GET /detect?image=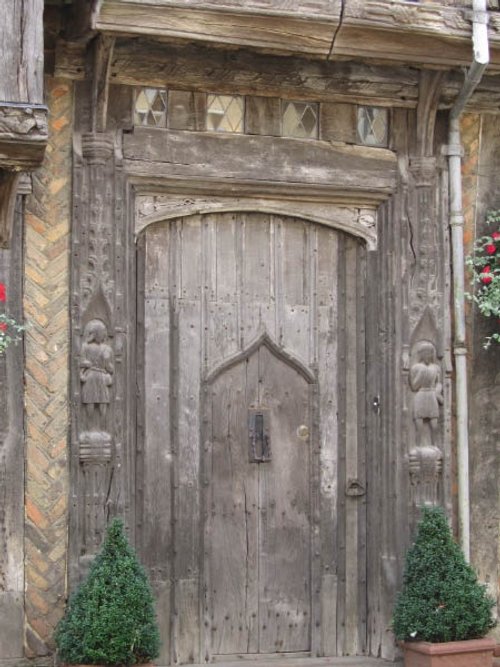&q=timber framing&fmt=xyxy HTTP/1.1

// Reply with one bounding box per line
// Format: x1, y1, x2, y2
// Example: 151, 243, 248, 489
91, 0, 500, 69
54, 38, 500, 114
